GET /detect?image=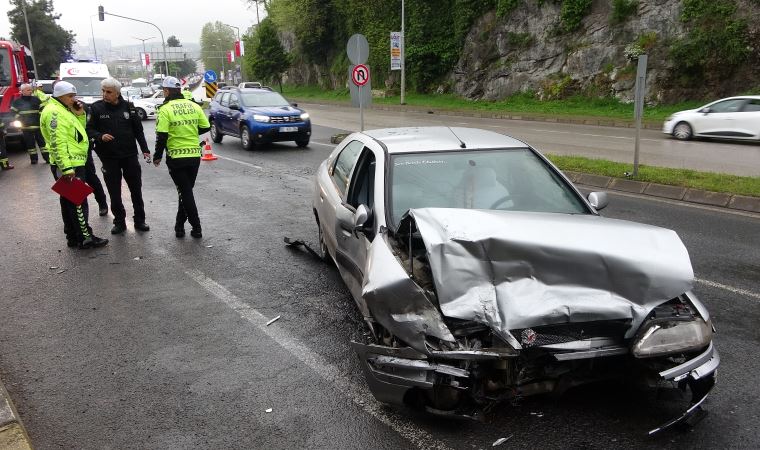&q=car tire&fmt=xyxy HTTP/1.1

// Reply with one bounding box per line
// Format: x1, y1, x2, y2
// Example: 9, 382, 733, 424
241, 125, 256, 151
673, 122, 693, 141
136, 108, 146, 121
315, 215, 331, 264
210, 122, 223, 143
296, 139, 310, 148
